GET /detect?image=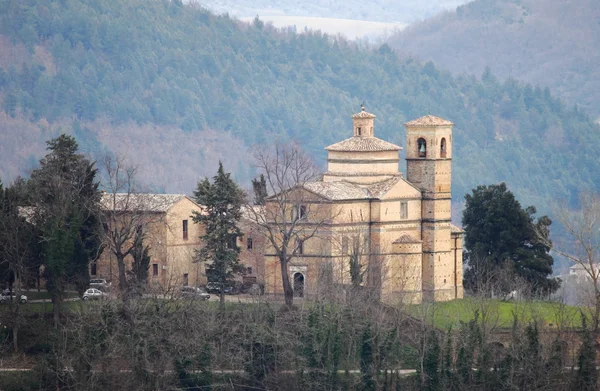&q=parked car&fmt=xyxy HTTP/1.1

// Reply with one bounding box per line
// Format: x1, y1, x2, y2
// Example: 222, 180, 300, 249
89, 279, 112, 291
82, 288, 106, 300
179, 286, 210, 300
0, 289, 27, 304
205, 282, 233, 294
